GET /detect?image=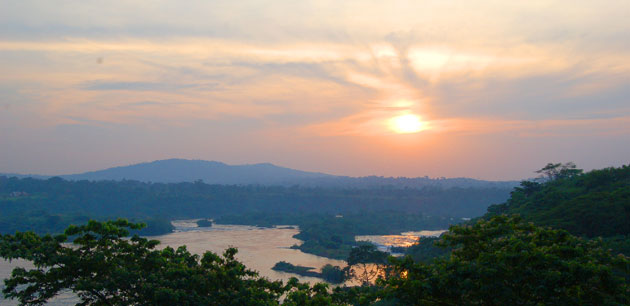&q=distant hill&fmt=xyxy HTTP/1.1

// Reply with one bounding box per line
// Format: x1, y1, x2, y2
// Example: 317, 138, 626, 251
1, 159, 518, 189
59, 159, 332, 185
0, 173, 49, 180
485, 165, 630, 237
